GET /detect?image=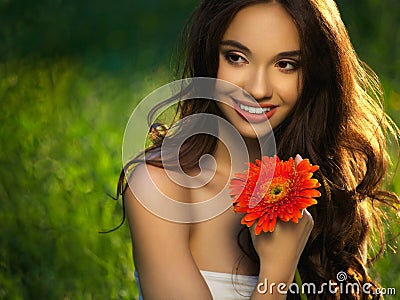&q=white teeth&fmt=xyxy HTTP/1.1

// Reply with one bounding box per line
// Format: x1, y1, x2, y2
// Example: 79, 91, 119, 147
238, 103, 271, 114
